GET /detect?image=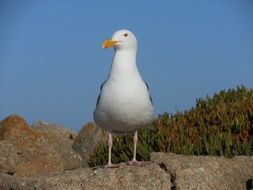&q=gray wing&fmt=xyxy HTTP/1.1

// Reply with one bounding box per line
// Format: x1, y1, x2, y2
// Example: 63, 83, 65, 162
96, 80, 107, 106
144, 81, 153, 105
